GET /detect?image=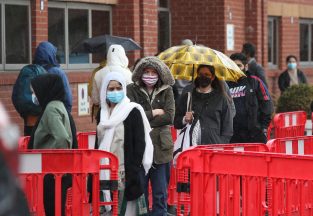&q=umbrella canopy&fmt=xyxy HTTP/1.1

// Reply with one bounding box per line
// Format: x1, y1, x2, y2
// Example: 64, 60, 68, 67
157, 45, 245, 81
71, 35, 142, 53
